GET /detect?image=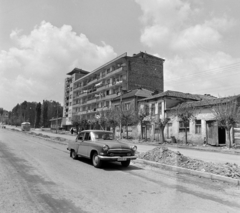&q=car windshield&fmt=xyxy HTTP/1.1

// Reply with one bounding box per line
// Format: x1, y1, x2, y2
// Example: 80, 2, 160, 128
92, 132, 114, 141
